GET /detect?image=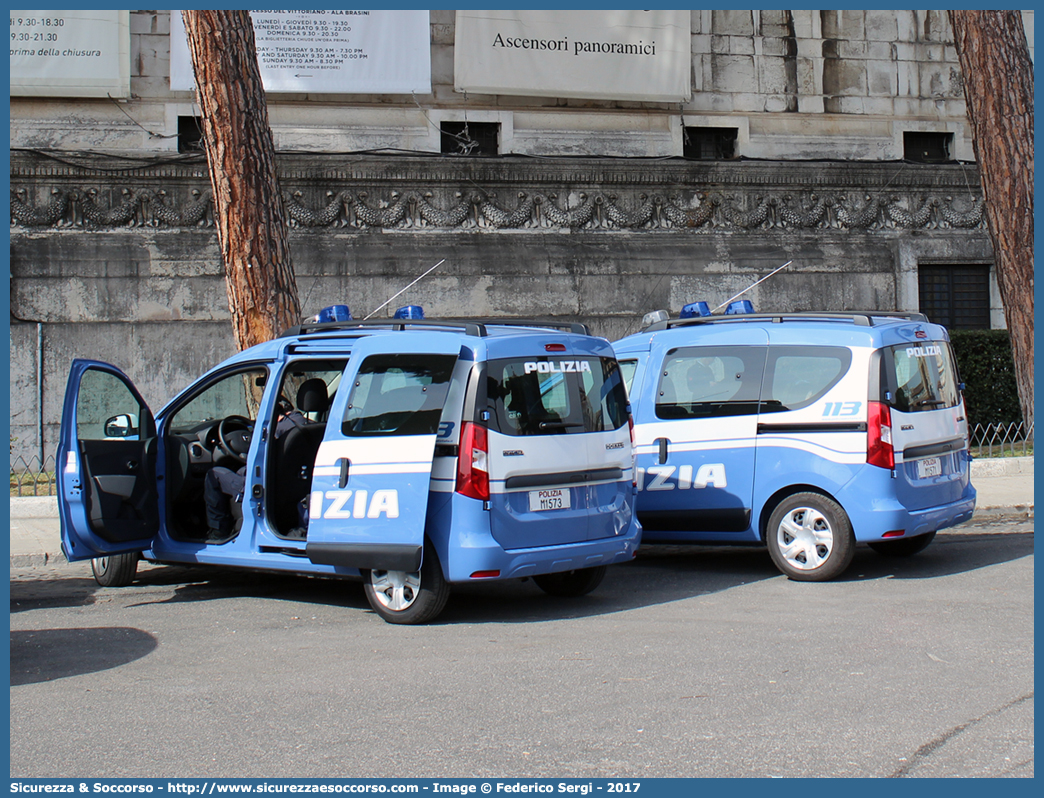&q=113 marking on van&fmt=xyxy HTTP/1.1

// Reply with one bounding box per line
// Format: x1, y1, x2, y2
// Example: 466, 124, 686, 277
823, 401, 862, 417
310, 489, 400, 520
